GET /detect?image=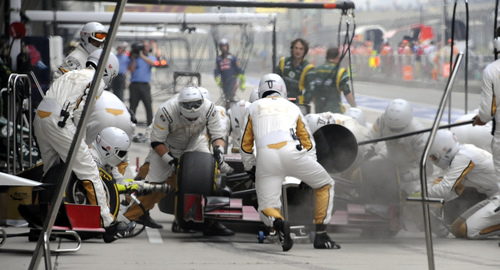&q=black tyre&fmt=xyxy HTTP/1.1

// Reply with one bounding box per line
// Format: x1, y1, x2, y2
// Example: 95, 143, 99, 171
175, 151, 215, 230
65, 174, 120, 220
